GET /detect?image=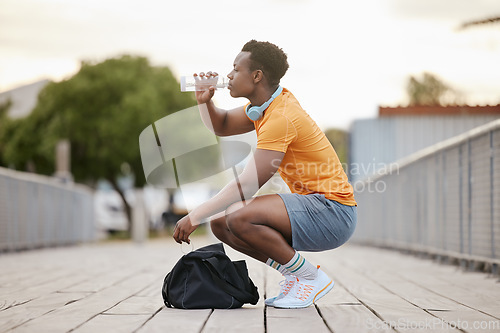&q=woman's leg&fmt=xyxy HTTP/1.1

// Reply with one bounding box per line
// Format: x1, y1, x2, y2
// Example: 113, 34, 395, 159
211, 194, 334, 308
210, 215, 269, 262
210, 194, 296, 265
